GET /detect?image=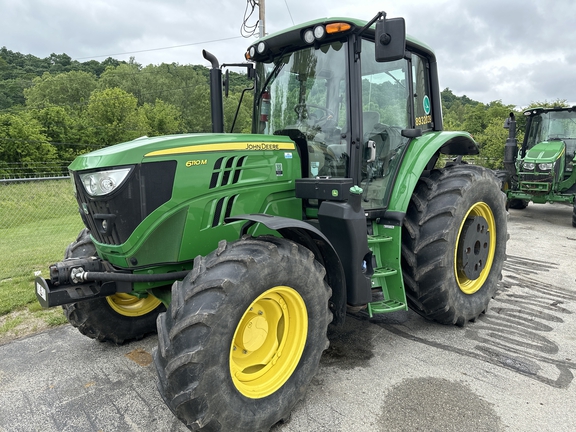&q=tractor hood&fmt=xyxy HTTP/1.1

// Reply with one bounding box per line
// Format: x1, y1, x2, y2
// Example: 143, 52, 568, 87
69, 133, 295, 171
524, 141, 565, 164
